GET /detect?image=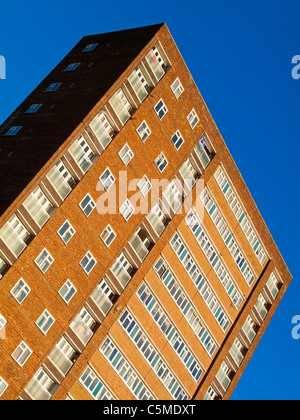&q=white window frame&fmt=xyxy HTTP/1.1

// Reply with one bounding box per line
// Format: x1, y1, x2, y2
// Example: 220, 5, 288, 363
154, 152, 168, 173
137, 175, 152, 197
57, 220, 76, 245
99, 168, 115, 191
0, 314, 7, 331
11, 341, 32, 367
136, 121, 151, 142
10, 278, 31, 305
154, 99, 168, 120
79, 193, 96, 217
171, 130, 184, 150
80, 251, 97, 275
35, 249, 54, 274
100, 225, 116, 248
58, 279, 77, 304
187, 109, 199, 129
0, 377, 8, 397
120, 199, 134, 222
36, 310, 55, 335
170, 78, 184, 99
118, 143, 134, 166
